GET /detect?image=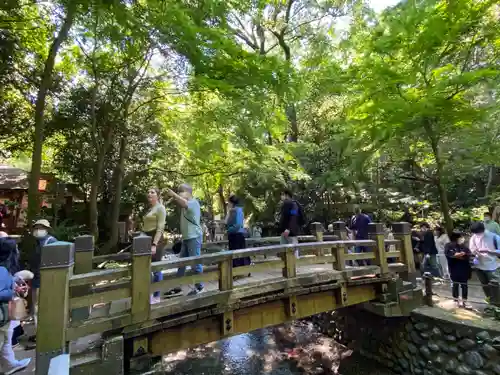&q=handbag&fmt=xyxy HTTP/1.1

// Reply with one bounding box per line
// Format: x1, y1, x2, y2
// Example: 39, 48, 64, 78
8, 296, 27, 321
